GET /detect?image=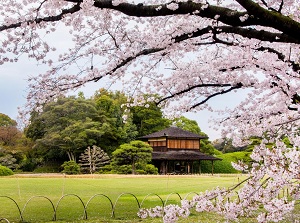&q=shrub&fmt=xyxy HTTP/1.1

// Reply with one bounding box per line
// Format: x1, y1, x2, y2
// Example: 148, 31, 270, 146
114, 164, 132, 174
200, 160, 239, 174
135, 164, 158, 174
97, 164, 113, 174
20, 159, 37, 172
144, 164, 158, 174
136, 169, 147, 174
61, 161, 80, 175
218, 151, 252, 164
0, 154, 18, 170
0, 165, 14, 176
199, 151, 252, 174
213, 149, 223, 155
19, 157, 44, 172
33, 162, 61, 173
